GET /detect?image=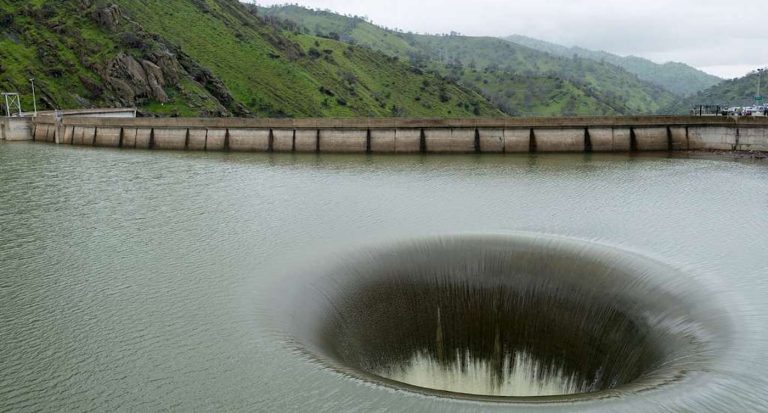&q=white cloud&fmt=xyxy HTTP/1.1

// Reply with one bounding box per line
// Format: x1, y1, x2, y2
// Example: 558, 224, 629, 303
253, 0, 767, 78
